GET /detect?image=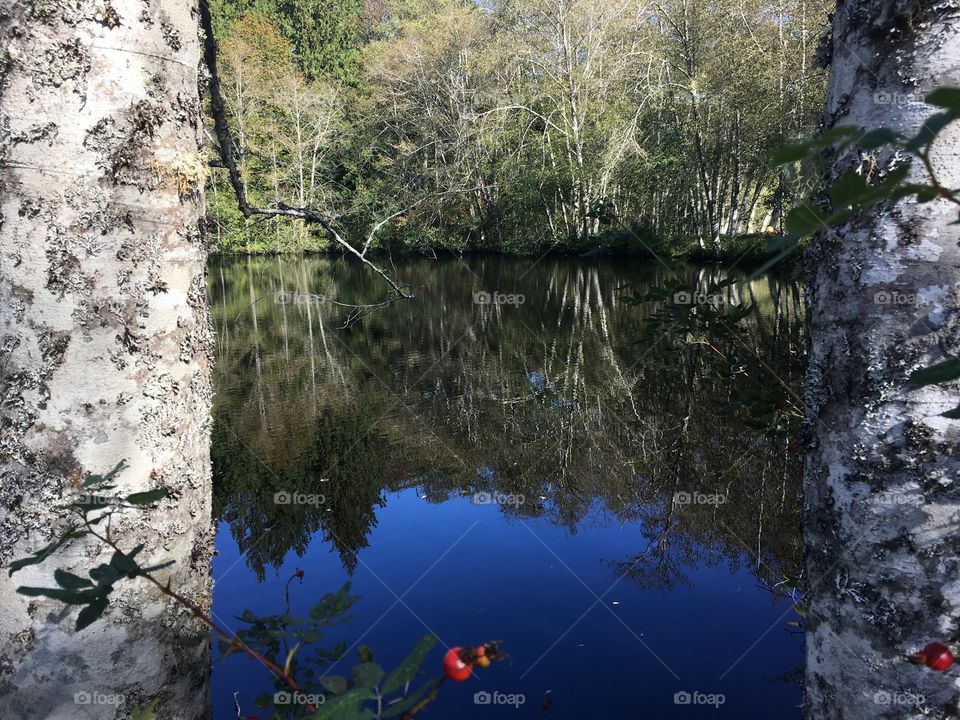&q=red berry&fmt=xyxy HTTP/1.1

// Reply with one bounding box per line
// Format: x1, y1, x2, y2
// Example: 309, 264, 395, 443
443, 647, 473, 681
919, 643, 953, 671
475, 646, 486, 657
